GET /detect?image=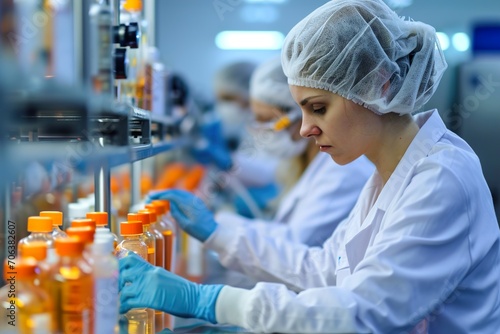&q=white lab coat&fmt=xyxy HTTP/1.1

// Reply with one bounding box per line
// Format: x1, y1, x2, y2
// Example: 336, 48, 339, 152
217, 153, 374, 246
206, 110, 500, 333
